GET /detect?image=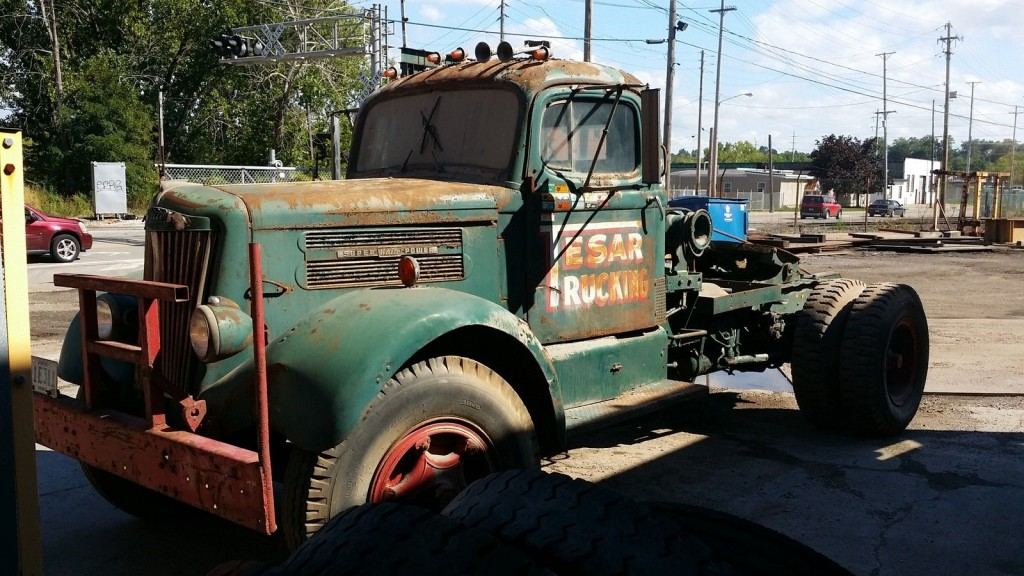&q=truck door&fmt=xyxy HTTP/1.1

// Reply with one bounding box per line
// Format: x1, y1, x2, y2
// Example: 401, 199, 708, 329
526, 90, 664, 345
